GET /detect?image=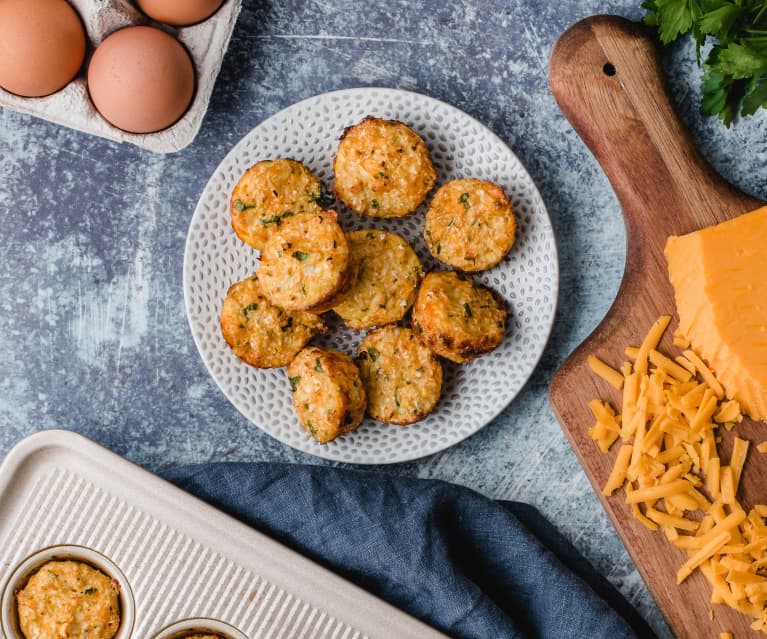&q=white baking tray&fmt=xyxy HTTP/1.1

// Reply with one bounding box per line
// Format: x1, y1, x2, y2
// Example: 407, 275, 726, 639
0, 430, 449, 638
0, 0, 241, 153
